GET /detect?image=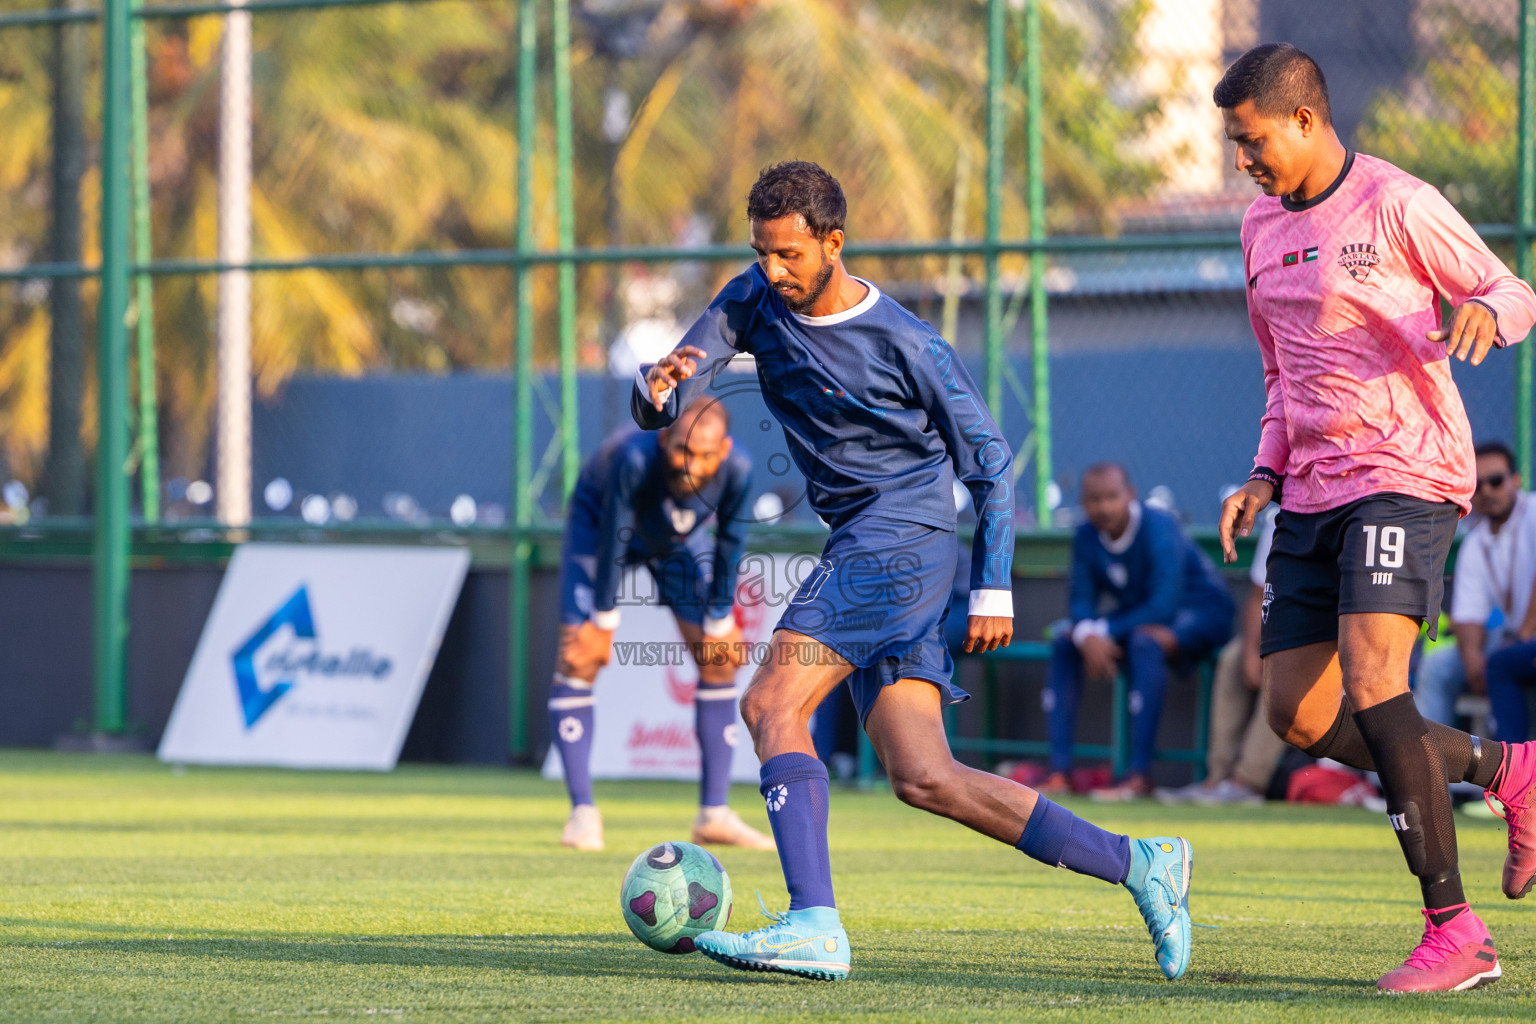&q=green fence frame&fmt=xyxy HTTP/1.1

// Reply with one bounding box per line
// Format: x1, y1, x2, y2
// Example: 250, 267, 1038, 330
0, 0, 1532, 756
